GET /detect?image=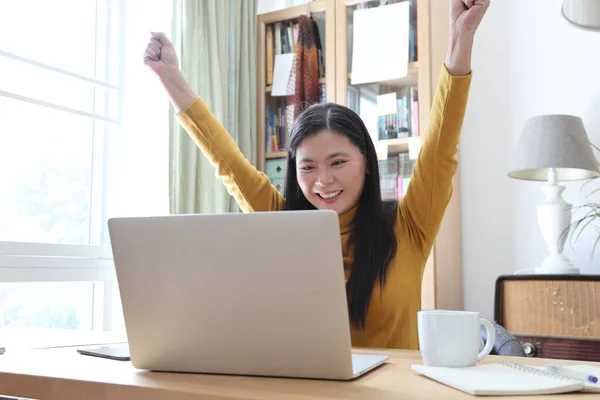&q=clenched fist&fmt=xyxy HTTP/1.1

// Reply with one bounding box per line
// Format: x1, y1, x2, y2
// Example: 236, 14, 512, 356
444, 0, 490, 76
144, 32, 179, 78
451, 0, 490, 37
